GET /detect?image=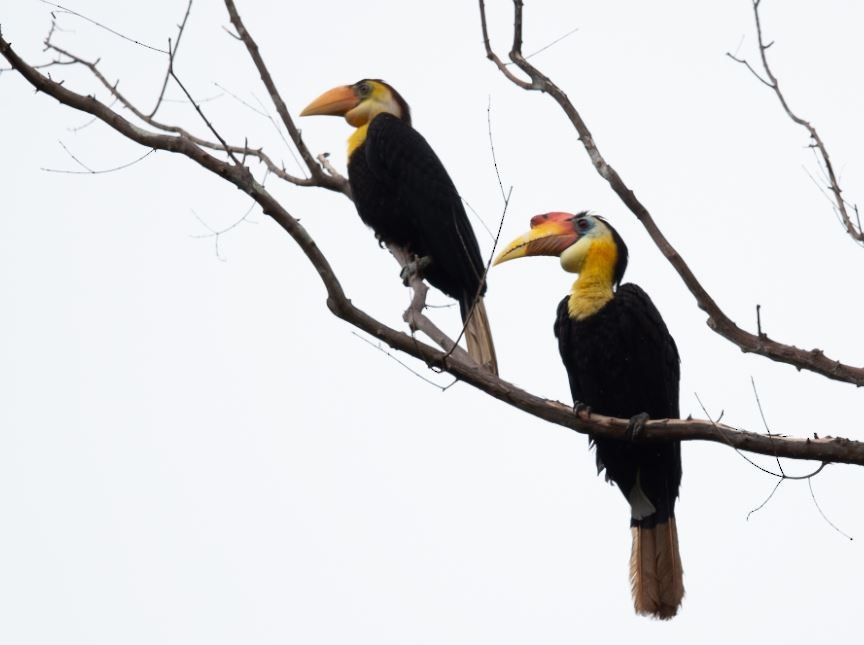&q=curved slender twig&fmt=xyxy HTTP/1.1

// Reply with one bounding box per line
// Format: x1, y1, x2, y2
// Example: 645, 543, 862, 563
727, 0, 862, 245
